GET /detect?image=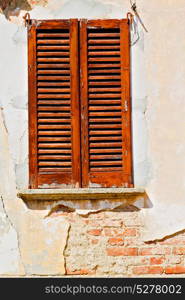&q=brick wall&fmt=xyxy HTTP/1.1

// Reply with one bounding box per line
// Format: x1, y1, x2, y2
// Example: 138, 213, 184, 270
51, 206, 185, 277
